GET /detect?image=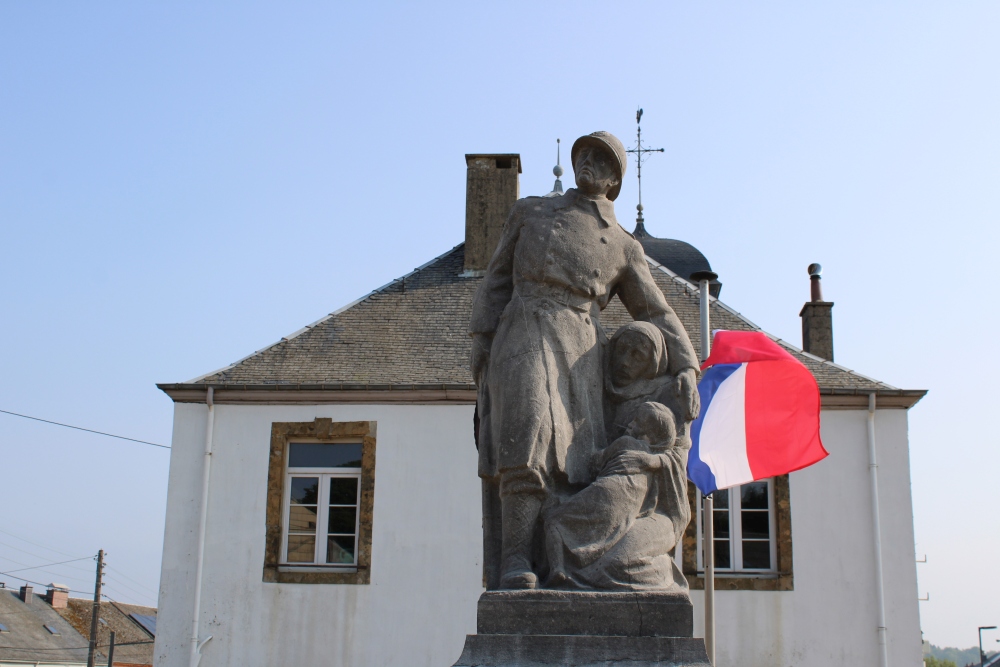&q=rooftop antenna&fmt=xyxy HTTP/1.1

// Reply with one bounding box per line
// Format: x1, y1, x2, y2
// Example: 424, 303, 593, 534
544, 138, 564, 197
625, 107, 664, 235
